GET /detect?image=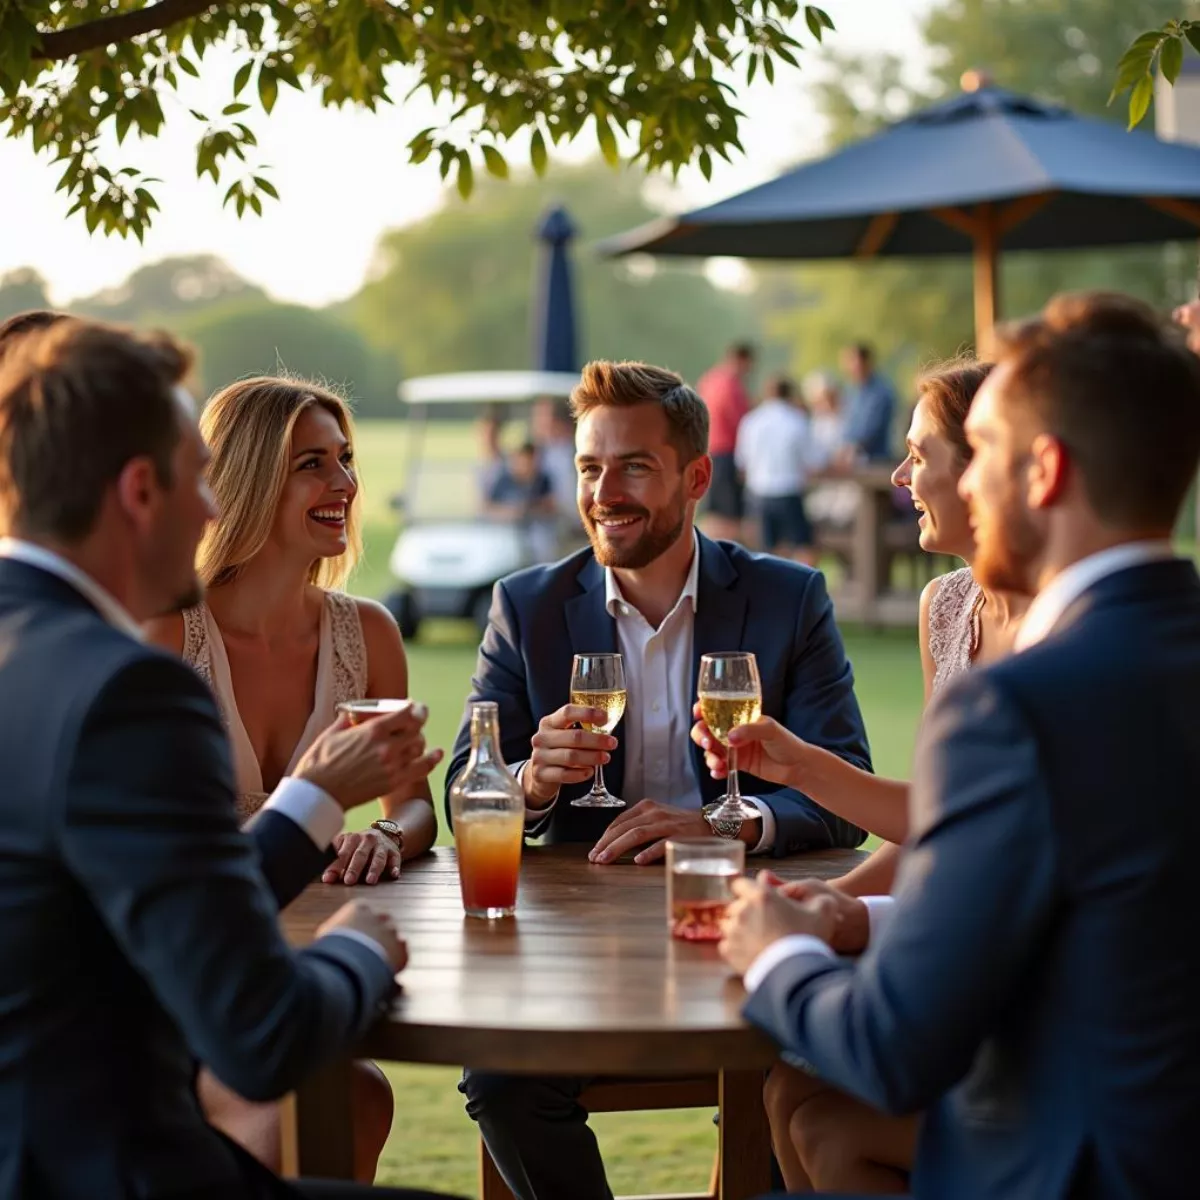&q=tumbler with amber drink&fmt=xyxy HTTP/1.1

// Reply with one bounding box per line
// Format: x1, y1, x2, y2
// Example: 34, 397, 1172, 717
448, 701, 524, 918
667, 839, 745, 942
